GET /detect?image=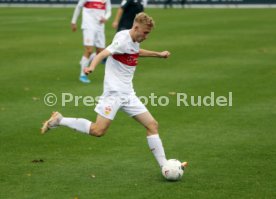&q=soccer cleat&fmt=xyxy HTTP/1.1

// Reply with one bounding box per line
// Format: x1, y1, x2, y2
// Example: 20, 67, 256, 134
181, 161, 188, 169
41, 111, 63, 134
79, 75, 91, 83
